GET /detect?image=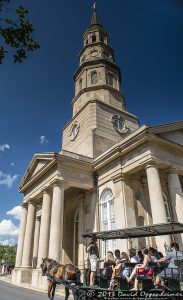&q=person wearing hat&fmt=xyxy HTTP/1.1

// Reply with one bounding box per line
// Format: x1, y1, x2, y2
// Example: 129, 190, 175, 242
87, 237, 99, 286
